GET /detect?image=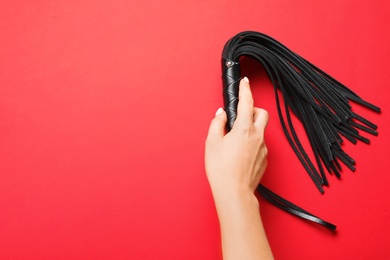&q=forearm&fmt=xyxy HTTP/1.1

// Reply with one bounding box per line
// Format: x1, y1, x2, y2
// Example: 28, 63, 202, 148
212, 188, 273, 260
